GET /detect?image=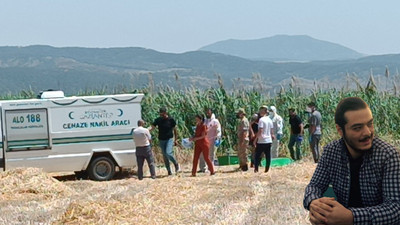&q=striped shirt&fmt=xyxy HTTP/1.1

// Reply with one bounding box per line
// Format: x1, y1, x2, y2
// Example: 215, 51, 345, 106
303, 137, 400, 224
